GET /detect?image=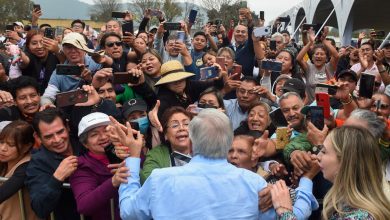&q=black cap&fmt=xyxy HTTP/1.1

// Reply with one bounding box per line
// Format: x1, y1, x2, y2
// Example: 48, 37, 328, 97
337, 69, 358, 82
281, 78, 306, 99
122, 99, 147, 119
